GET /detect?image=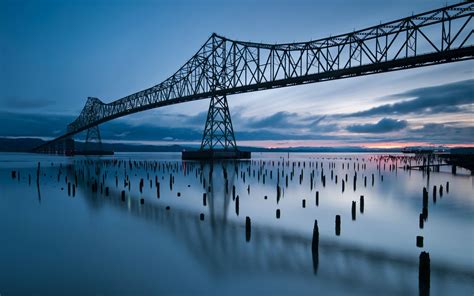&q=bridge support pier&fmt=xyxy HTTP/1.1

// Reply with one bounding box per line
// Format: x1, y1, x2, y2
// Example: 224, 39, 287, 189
85, 125, 102, 151
65, 137, 75, 156
182, 94, 250, 160
75, 125, 113, 156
